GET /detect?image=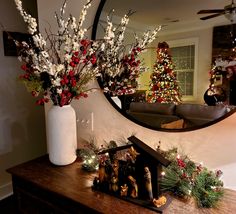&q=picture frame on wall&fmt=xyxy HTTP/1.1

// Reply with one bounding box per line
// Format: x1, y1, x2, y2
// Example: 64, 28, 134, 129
3, 31, 31, 56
